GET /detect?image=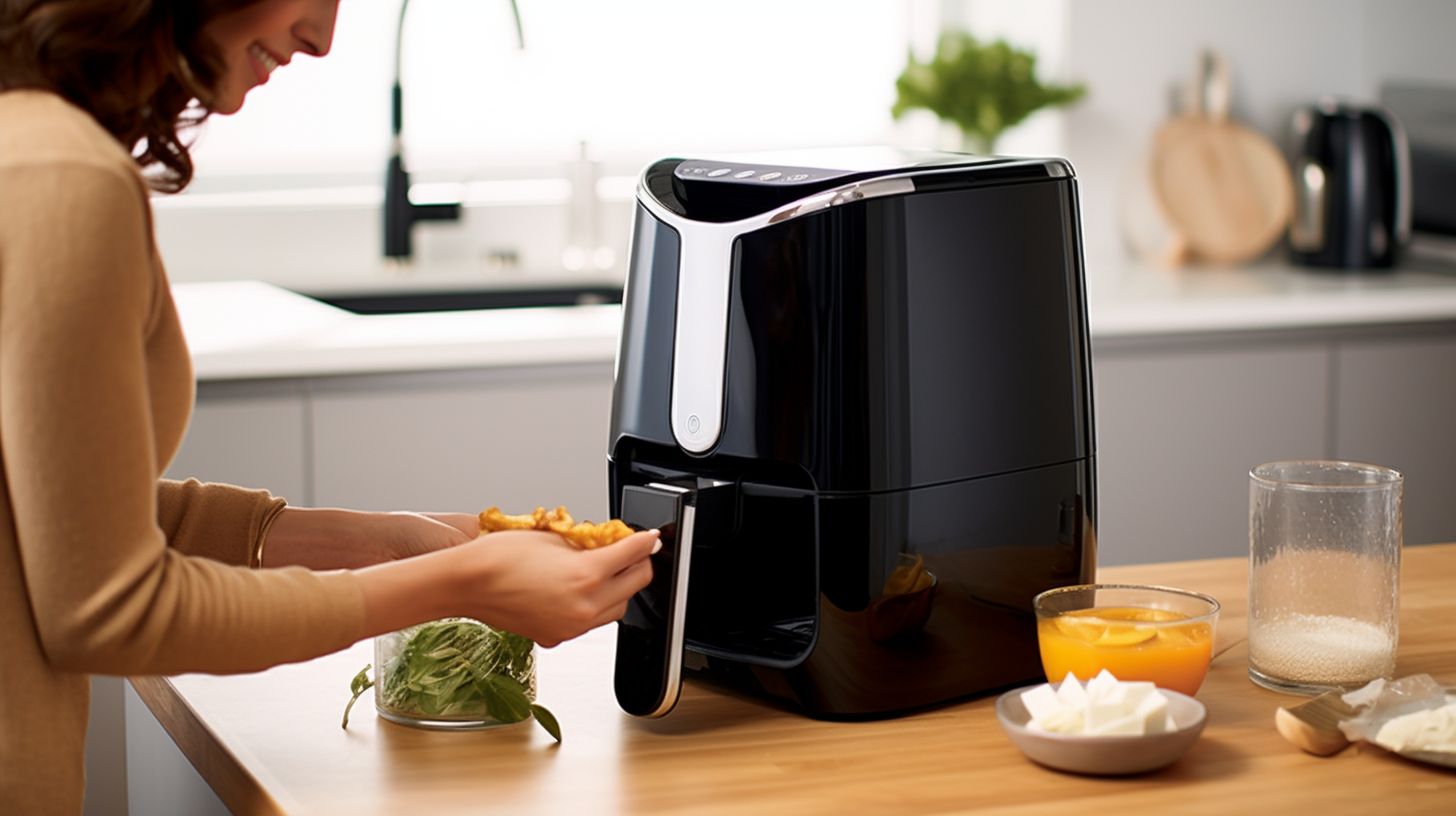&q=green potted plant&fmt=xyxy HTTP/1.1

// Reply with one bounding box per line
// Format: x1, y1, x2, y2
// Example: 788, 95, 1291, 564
892, 31, 1087, 154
